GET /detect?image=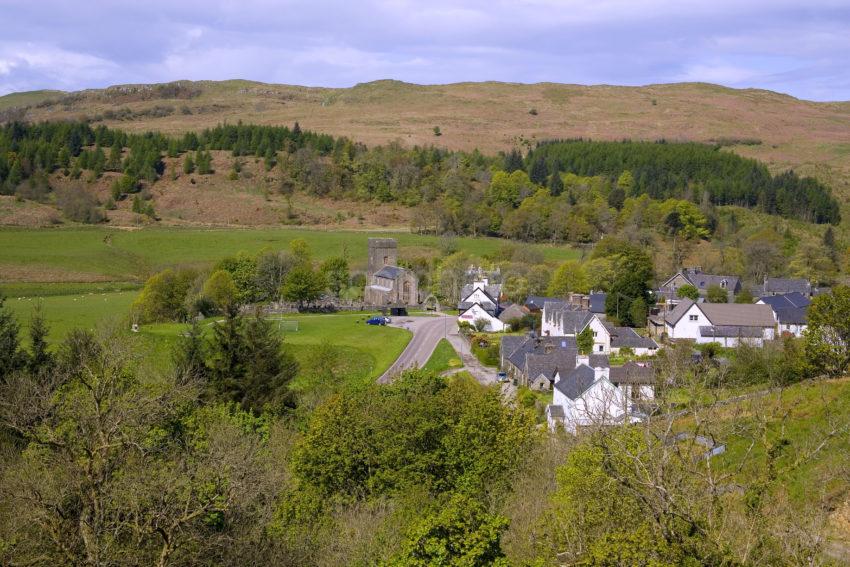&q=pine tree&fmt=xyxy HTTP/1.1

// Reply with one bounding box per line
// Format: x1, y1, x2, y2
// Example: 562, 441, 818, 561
503, 149, 523, 173
172, 320, 207, 384
27, 305, 53, 375
0, 294, 24, 378
548, 171, 564, 196
183, 153, 195, 174
242, 315, 298, 413
529, 157, 548, 185
207, 305, 246, 402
